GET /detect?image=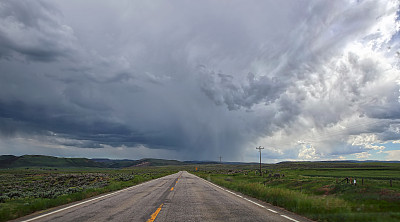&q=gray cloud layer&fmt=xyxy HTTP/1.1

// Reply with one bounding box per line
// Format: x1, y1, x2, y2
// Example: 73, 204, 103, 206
0, 0, 399, 161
